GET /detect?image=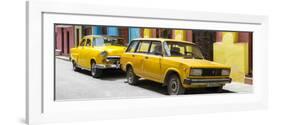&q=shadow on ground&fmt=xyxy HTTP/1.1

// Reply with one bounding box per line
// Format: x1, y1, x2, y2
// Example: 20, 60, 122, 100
76, 69, 126, 80
134, 79, 235, 95
76, 69, 234, 95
